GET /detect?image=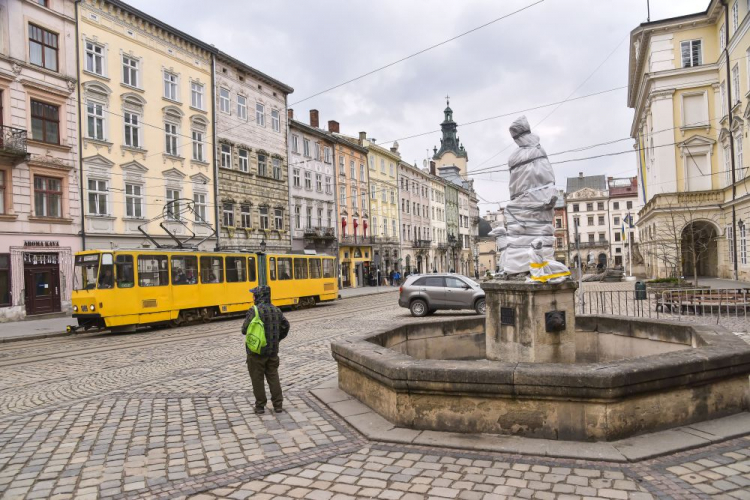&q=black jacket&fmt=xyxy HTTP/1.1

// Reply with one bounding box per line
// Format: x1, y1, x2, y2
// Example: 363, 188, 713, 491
241, 285, 289, 356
